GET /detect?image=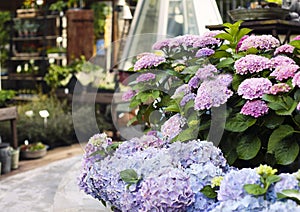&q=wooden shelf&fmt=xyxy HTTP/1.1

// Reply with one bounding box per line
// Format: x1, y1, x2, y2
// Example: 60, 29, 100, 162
8, 73, 43, 81
13, 14, 59, 21
12, 35, 58, 41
